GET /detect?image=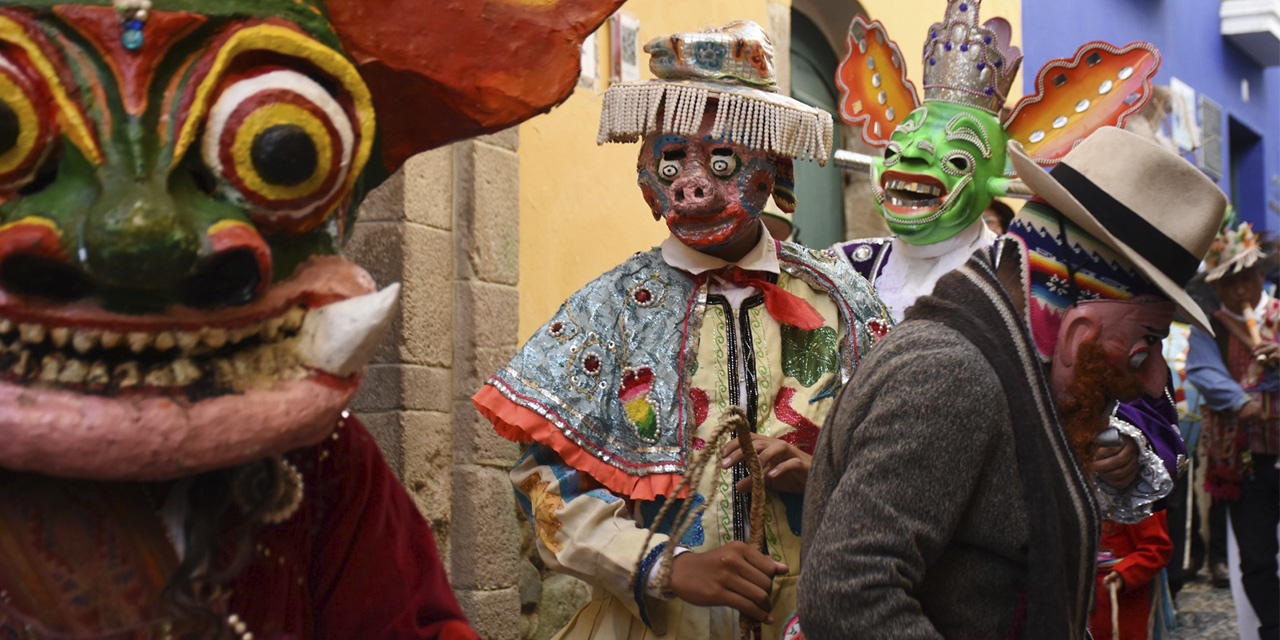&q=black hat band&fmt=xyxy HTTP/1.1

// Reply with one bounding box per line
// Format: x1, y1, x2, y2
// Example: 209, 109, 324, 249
1049, 163, 1200, 286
